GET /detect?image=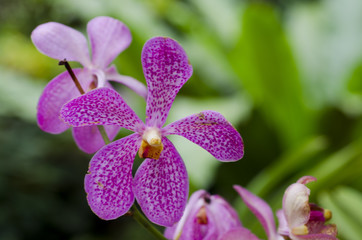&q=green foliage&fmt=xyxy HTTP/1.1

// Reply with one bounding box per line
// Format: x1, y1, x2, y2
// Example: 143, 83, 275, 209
230, 2, 314, 149
0, 0, 362, 239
